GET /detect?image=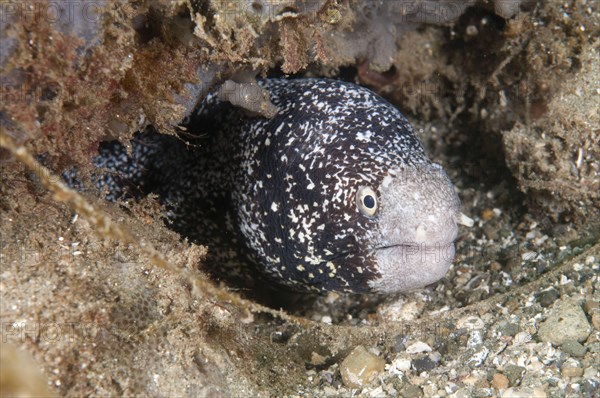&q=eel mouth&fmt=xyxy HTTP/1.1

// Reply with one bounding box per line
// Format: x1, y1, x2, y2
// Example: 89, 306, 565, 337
374, 243, 416, 251
369, 242, 456, 293
375, 241, 454, 252
374, 242, 456, 264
